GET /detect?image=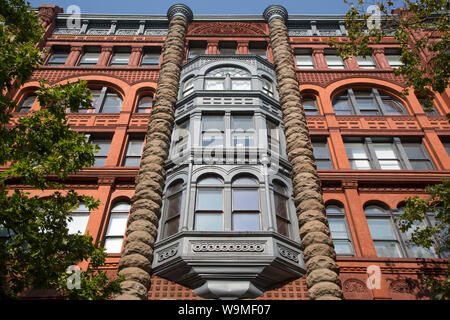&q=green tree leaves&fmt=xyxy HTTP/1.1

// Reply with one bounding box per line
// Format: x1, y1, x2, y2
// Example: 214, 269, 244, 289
0, 0, 122, 299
